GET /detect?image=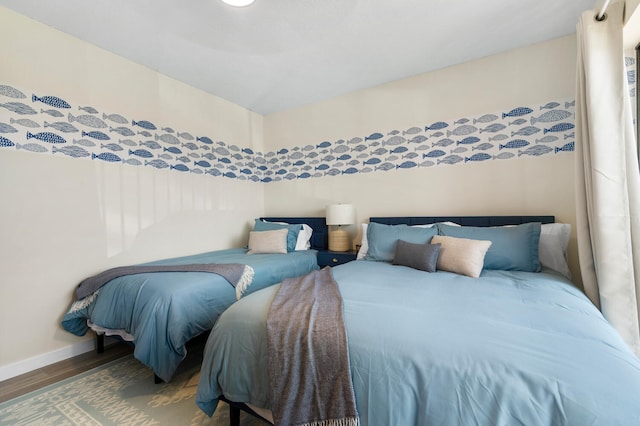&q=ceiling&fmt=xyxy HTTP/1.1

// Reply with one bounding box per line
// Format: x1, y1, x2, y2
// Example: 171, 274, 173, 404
0, 0, 596, 115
